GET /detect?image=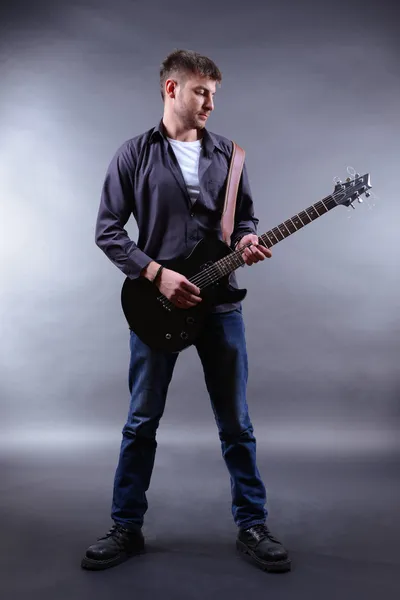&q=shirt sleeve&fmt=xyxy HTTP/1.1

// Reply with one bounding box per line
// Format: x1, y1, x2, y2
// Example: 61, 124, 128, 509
230, 161, 259, 250
95, 142, 153, 280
